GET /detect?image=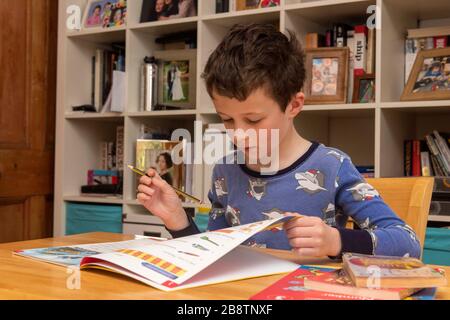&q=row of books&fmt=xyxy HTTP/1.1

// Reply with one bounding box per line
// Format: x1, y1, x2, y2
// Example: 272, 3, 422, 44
81, 126, 125, 197
404, 131, 450, 177
305, 23, 376, 103
99, 126, 125, 172
405, 25, 450, 84
90, 44, 126, 113
251, 253, 447, 300
216, 0, 280, 13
